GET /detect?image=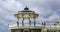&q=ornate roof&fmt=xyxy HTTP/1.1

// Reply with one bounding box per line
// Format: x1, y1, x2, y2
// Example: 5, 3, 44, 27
20, 6, 34, 12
